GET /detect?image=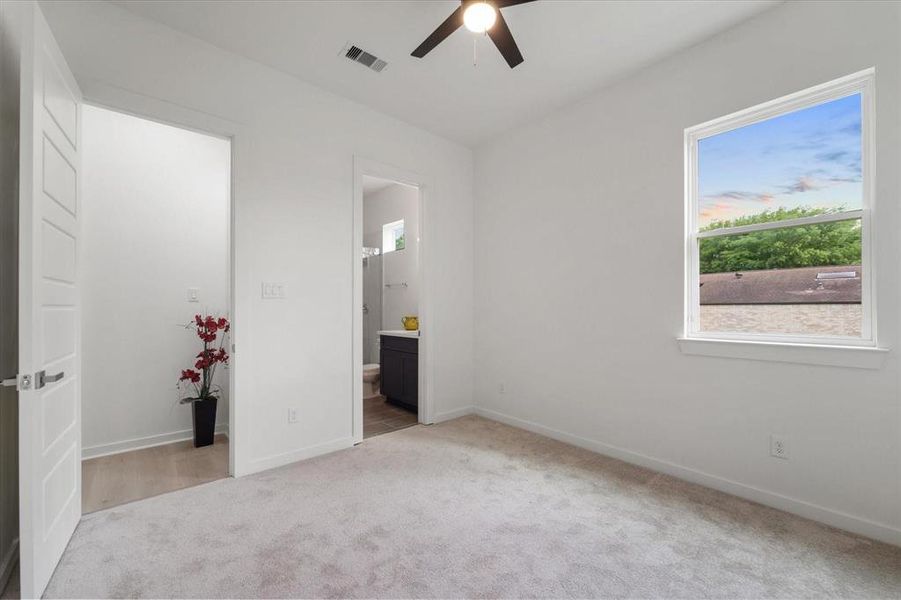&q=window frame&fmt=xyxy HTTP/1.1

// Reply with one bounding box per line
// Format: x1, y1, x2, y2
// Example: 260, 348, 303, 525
684, 69, 876, 348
